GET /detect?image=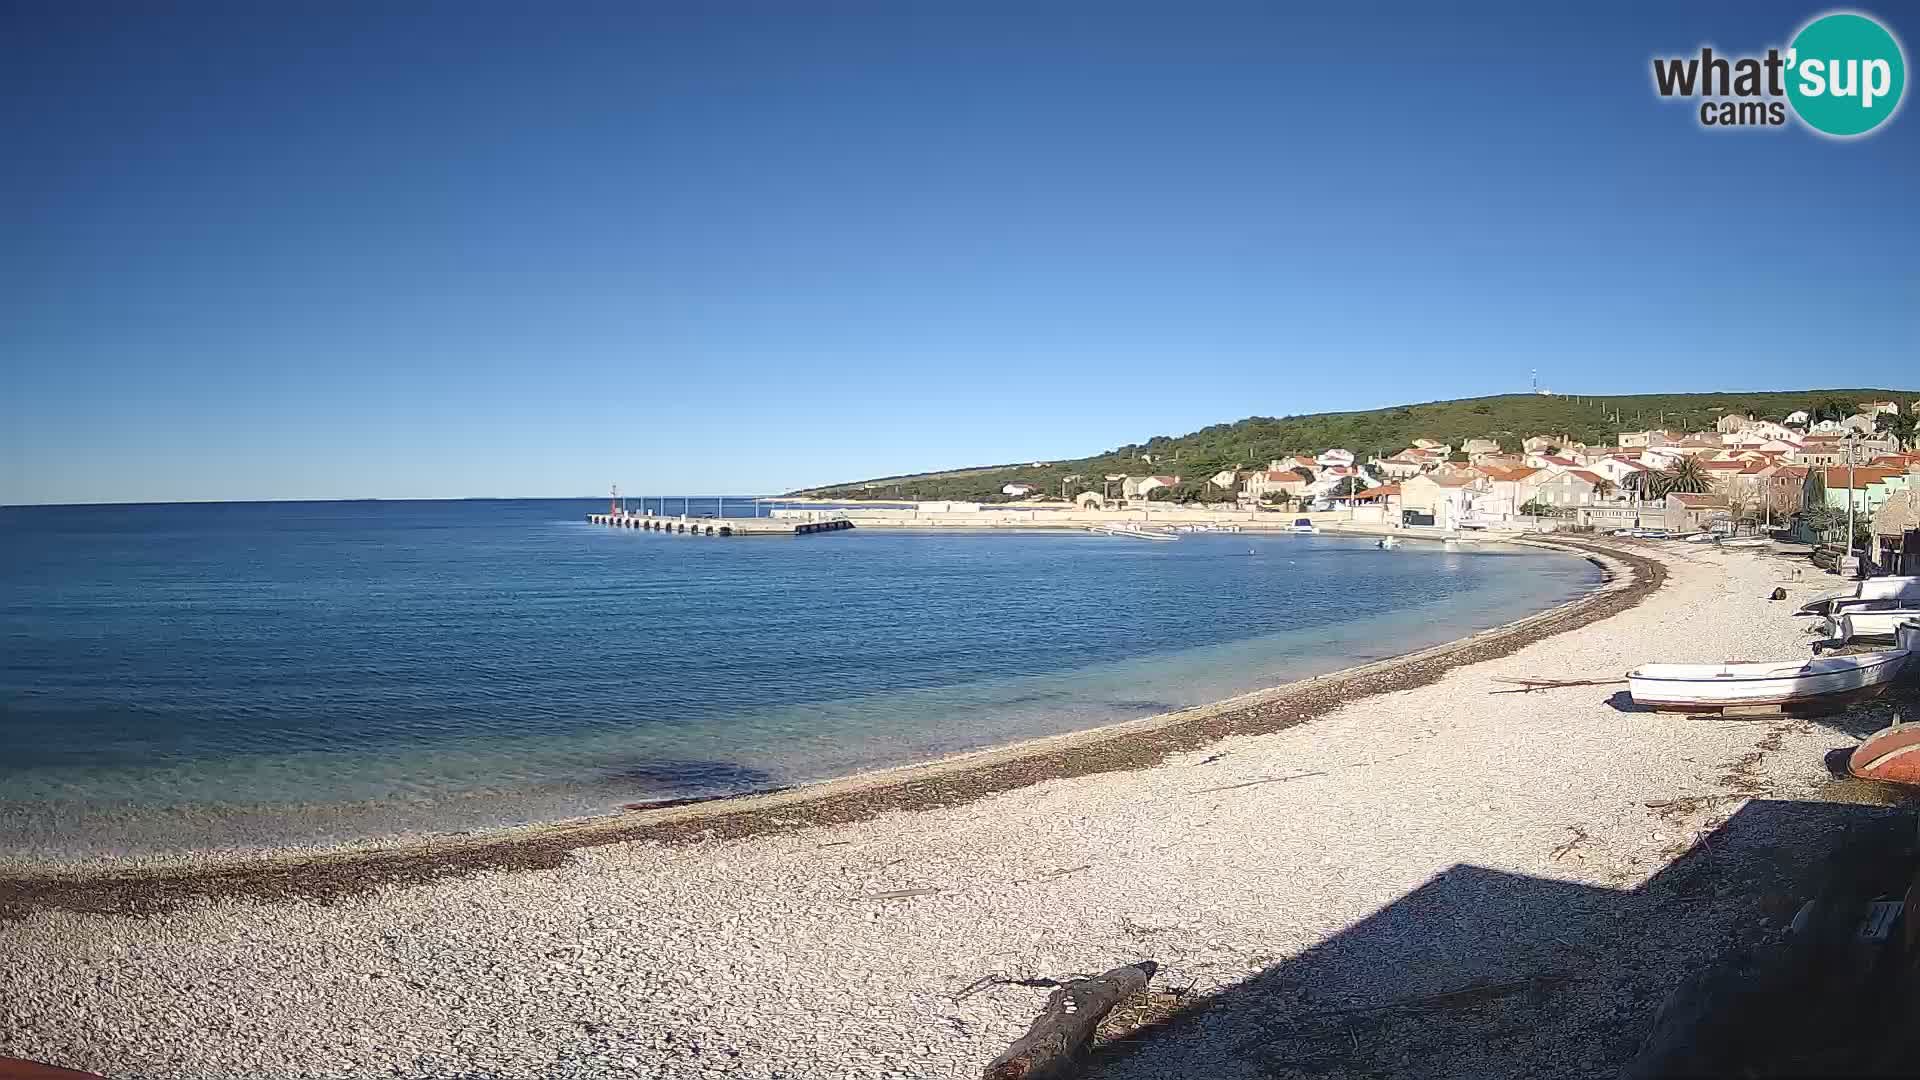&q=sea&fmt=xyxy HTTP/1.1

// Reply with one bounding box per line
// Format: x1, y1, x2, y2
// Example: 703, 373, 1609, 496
0, 499, 1602, 861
